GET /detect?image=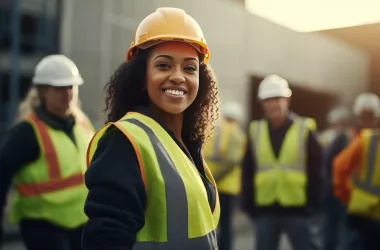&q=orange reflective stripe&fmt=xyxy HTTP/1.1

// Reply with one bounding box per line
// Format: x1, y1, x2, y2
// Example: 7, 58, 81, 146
113, 122, 147, 188
16, 173, 84, 197
28, 113, 60, 179
17, 113, 84, 197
